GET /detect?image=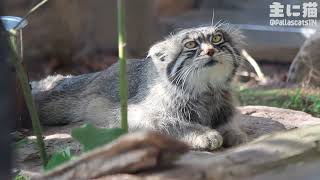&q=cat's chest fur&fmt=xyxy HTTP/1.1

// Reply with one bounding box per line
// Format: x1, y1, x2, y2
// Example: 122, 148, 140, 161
164, 89, 235, 128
